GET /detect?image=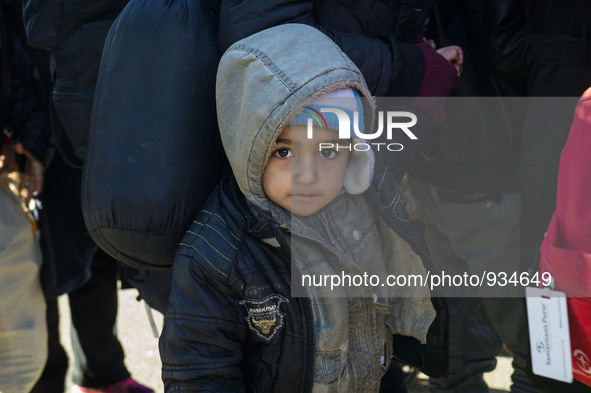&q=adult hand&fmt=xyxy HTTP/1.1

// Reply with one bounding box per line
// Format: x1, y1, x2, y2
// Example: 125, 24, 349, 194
14, 143, 44, 204
421, 35, 436, 50
0, 144, 19, 174
436, 45, 463, 77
